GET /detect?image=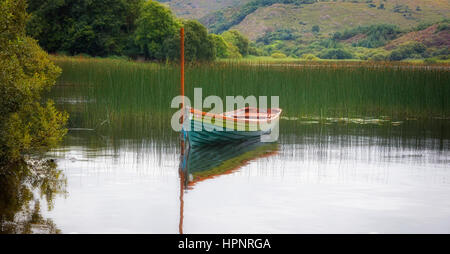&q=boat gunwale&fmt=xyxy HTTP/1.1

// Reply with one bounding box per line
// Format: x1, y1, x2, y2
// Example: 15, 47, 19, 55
186, 106, 282, 124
